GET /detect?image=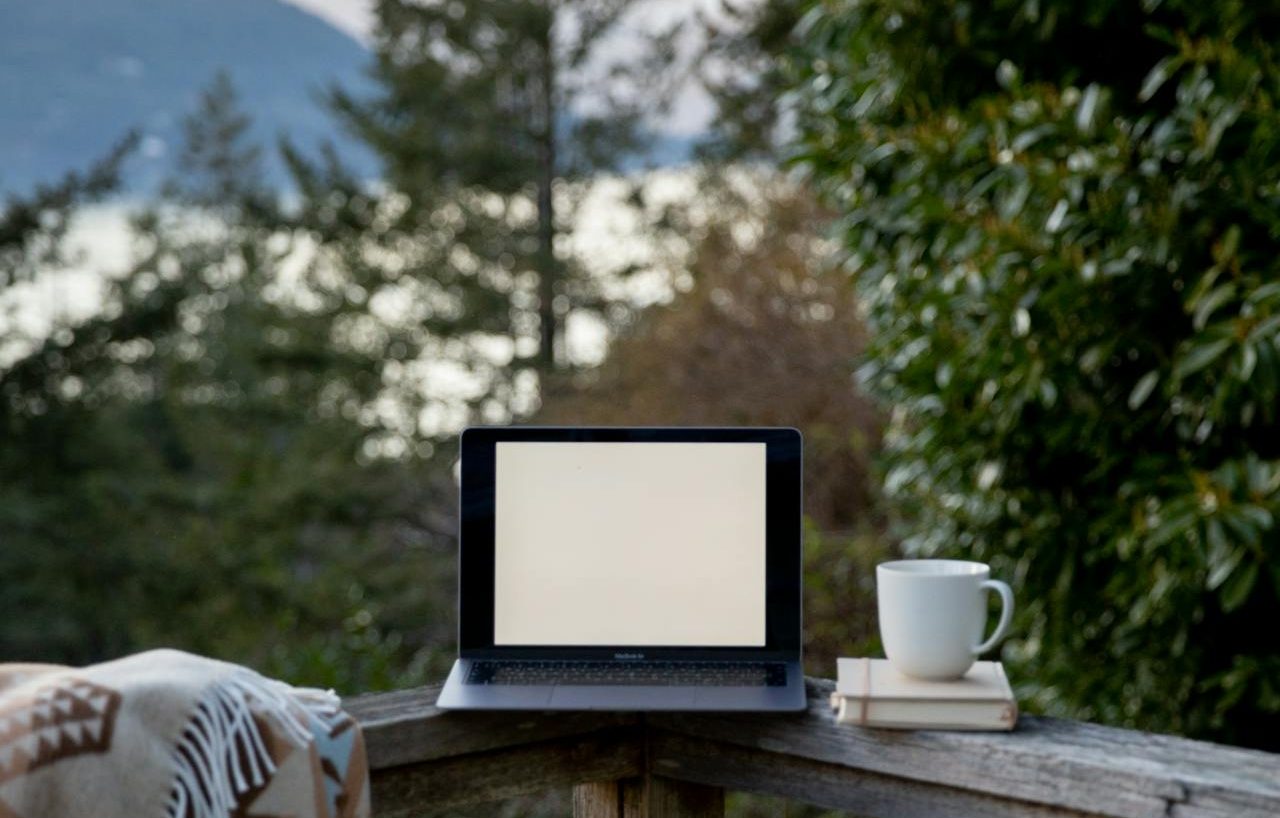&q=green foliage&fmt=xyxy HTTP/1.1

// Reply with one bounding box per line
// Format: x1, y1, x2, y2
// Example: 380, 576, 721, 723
0, 134, 142, 660
695, 0, 806, 163
166, 70, 268, 209
791, 0, 1280, 748
307, 0, 680, 376
0, 80, 453, 693
0, 133, 137, 289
